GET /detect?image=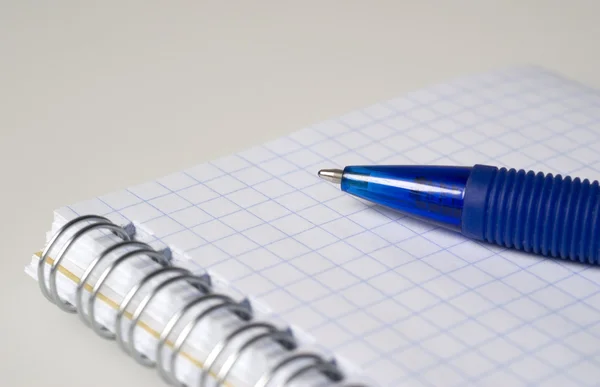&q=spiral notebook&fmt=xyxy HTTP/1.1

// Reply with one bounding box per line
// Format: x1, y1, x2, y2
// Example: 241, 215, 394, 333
26, 66, 600, 387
